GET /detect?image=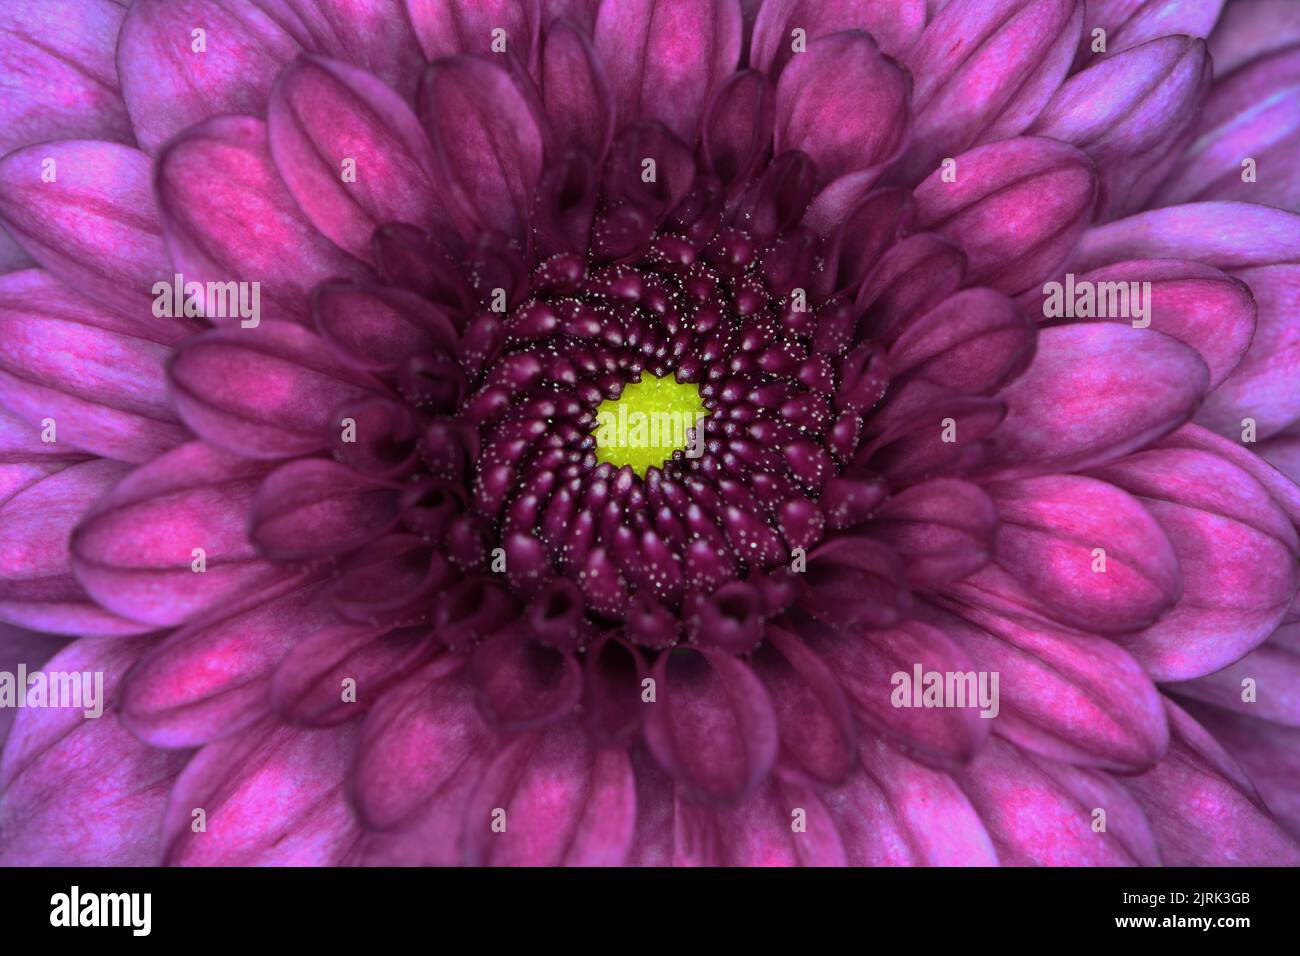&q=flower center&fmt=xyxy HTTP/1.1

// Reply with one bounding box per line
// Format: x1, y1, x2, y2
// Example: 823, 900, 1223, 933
592, 374, 708, 475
